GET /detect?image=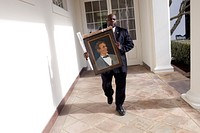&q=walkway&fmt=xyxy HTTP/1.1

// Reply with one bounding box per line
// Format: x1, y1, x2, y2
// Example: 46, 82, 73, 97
50, 65, 200, 133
